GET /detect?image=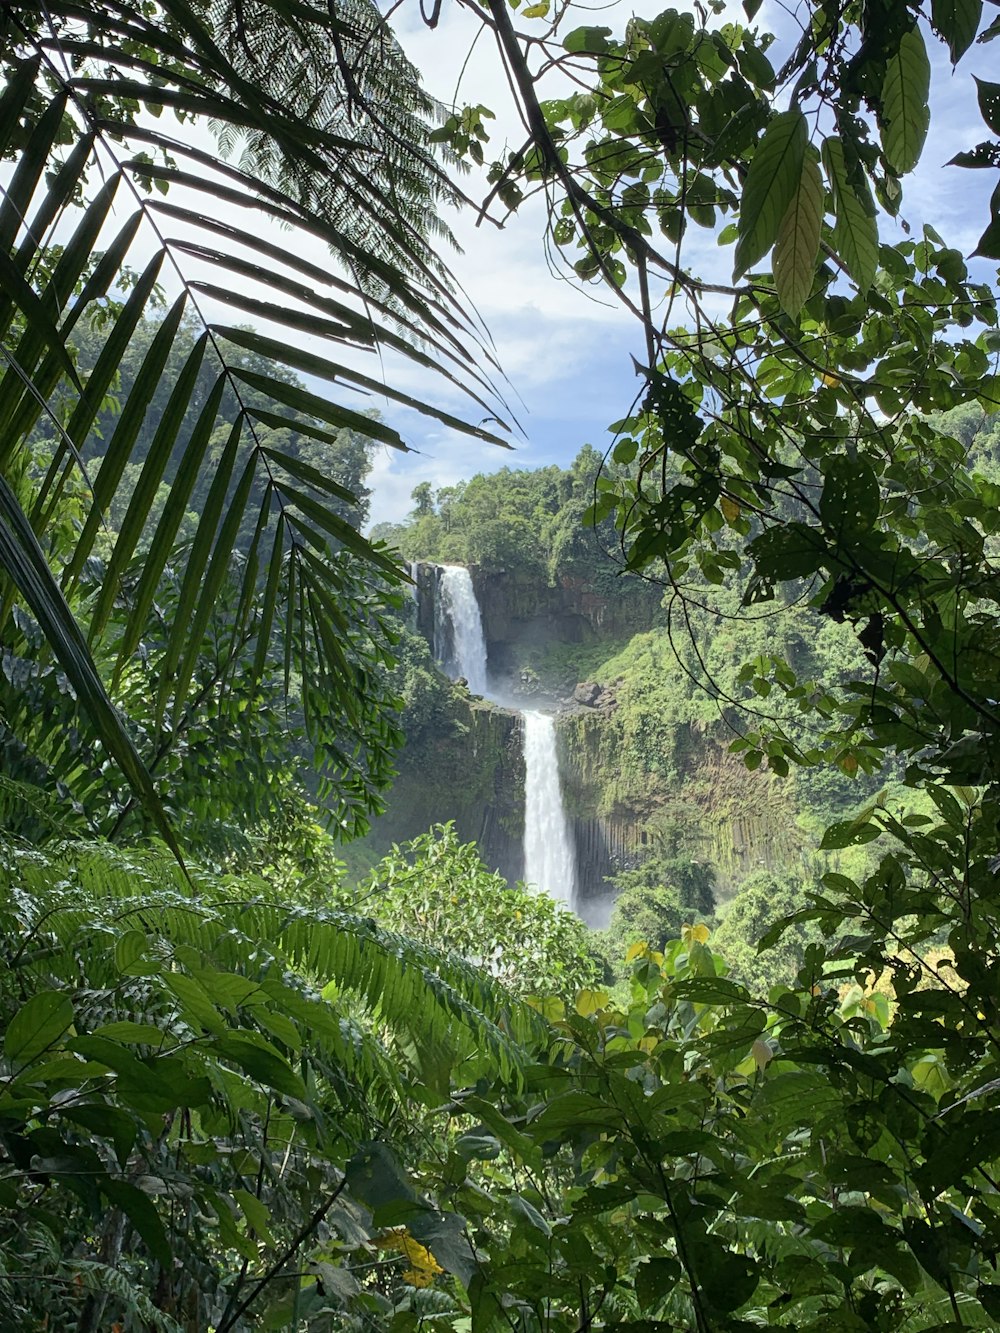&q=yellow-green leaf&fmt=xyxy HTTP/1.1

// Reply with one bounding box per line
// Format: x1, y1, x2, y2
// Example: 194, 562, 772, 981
575, 988, 609, 1017
881, 28, 930, 174
773, 155, 823, 316
822, 137, 879, 293
734, 109, 807, 278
